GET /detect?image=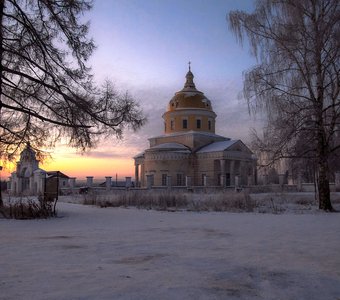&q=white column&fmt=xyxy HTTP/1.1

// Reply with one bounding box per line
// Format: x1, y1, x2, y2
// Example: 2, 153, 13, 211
235, 175, 240, 187
141, 164, 145, 187
203, 175, 208, 187
105, 177, 112, 190
186, 176, 192, 188
86, 176, 93, 187
230, 160, 235, 186
135, 164, 139, 188
220, 159, 226, 187
166, 175, 172, 189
